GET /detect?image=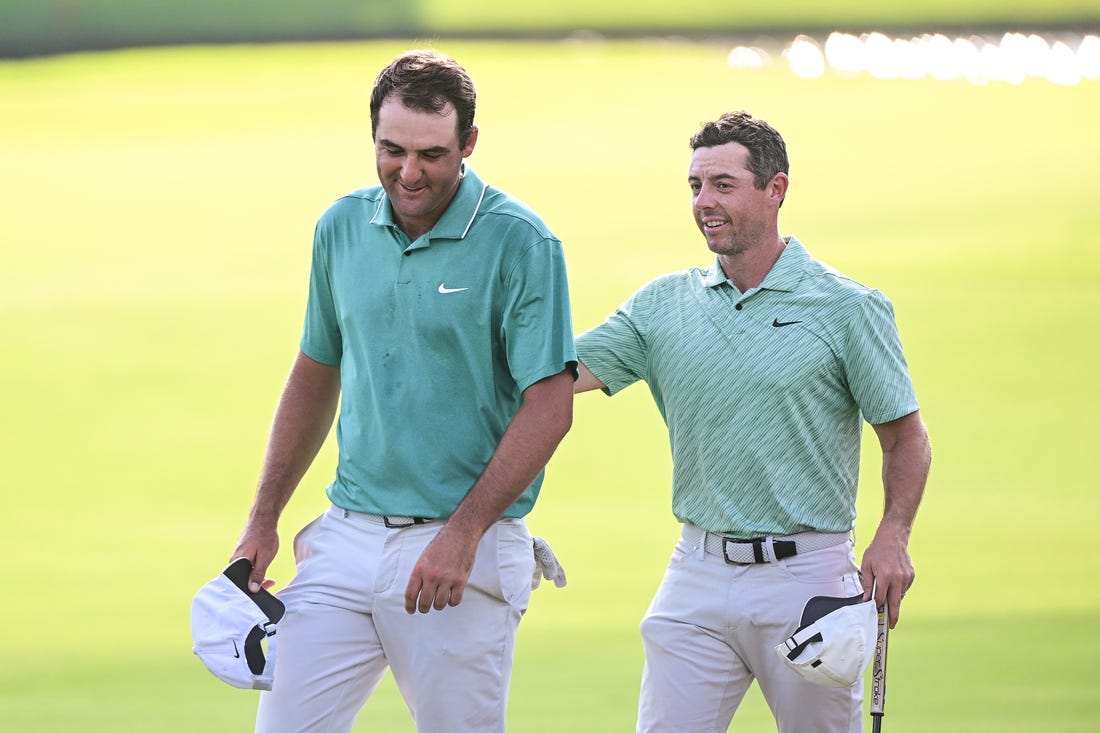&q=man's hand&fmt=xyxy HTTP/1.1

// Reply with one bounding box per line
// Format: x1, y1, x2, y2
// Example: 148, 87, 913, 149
232, 519, 280, 593
404, 524, 480, 614
860, 528, 913, 629
864, 410, 931, 629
